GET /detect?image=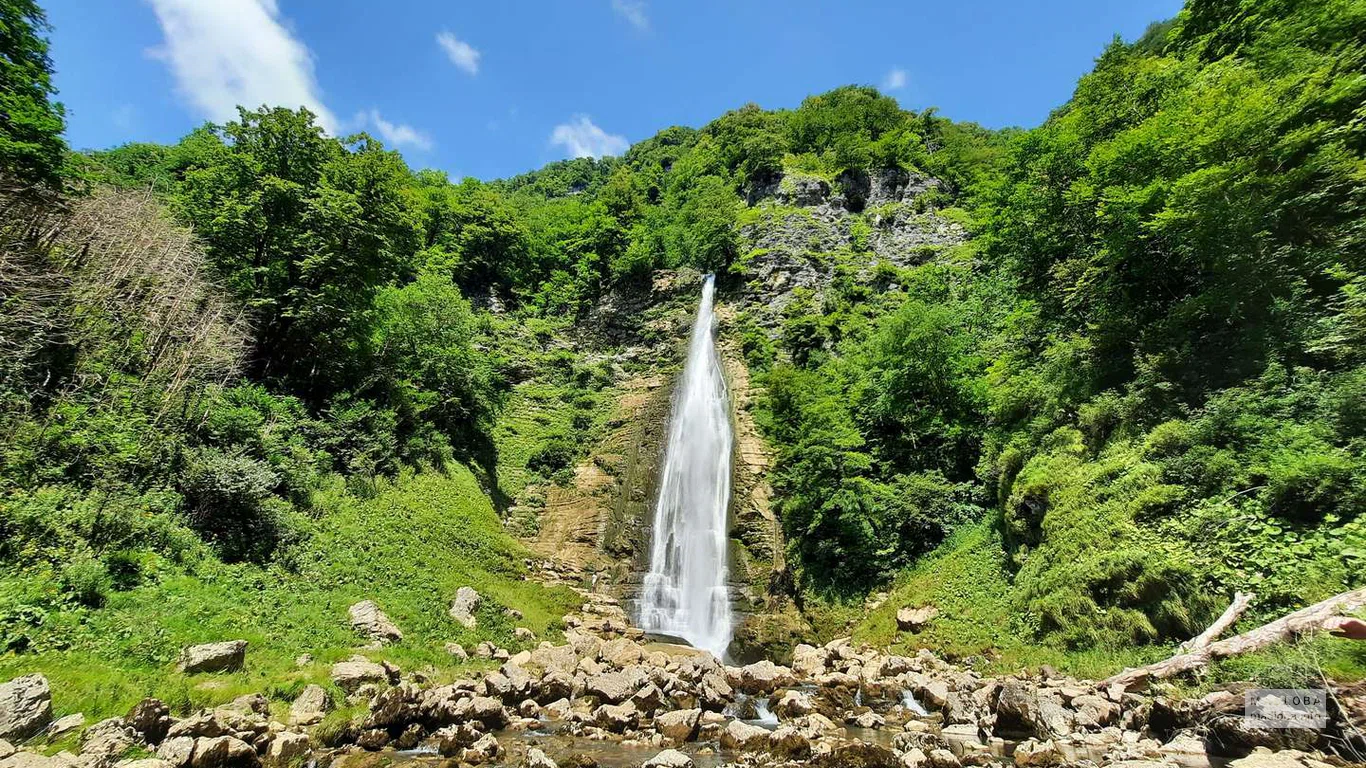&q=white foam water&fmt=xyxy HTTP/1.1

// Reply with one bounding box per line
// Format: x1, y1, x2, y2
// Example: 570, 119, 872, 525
638, 274, 735, 659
